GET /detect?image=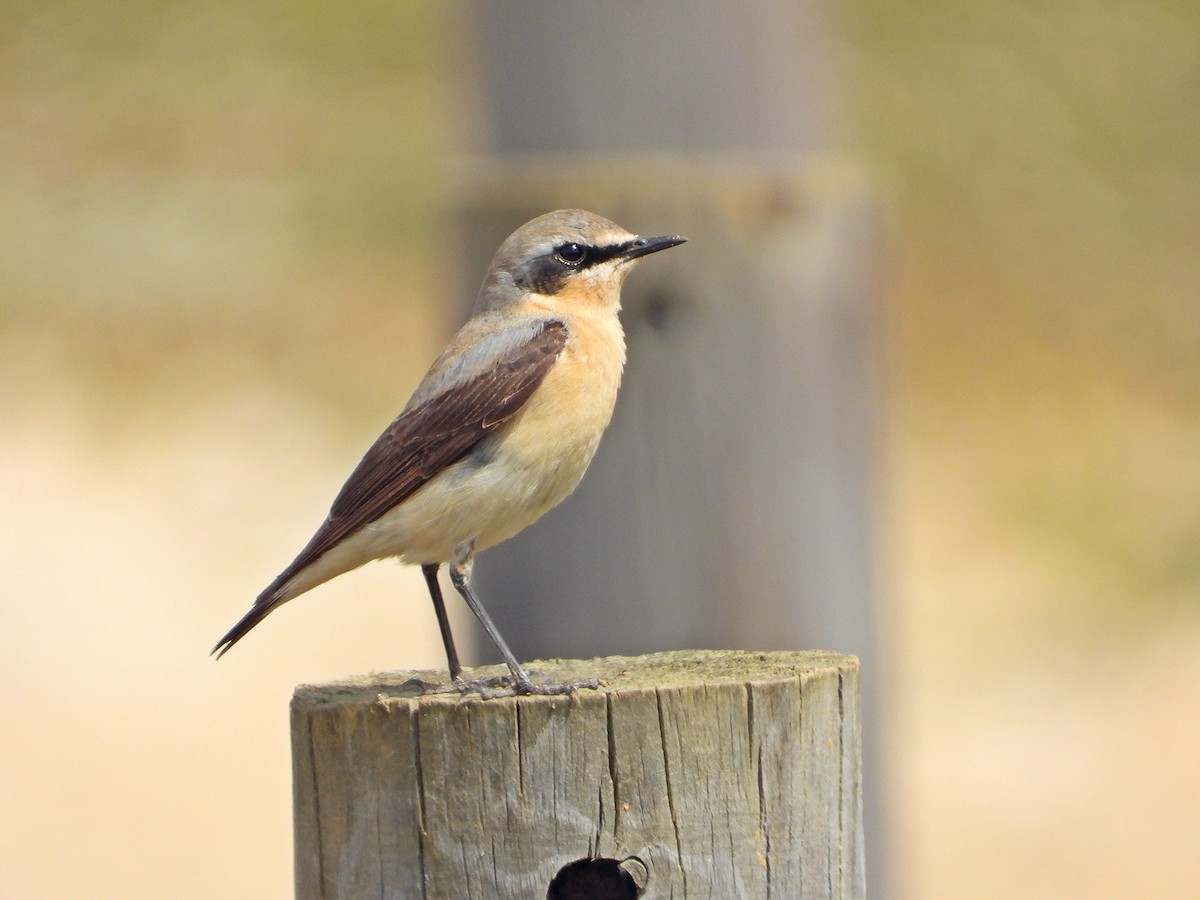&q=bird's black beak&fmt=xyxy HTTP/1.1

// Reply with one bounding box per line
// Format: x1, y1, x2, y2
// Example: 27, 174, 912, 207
621, 234, 687, 260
